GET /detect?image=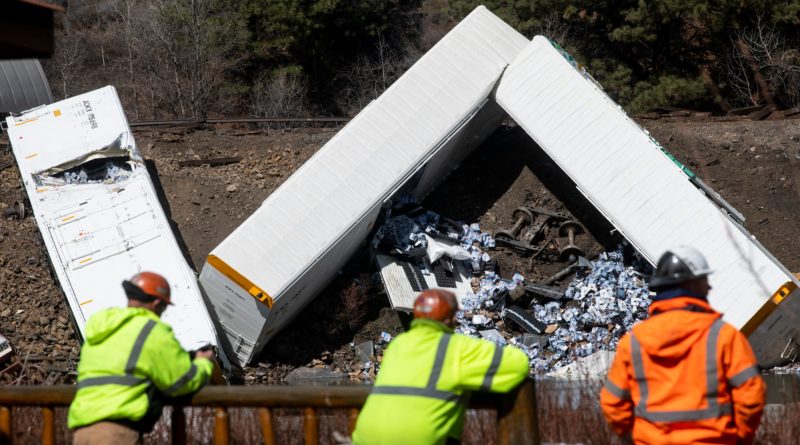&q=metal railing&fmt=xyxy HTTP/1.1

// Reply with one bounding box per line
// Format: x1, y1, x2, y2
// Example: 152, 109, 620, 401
0, 380, 540, 445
